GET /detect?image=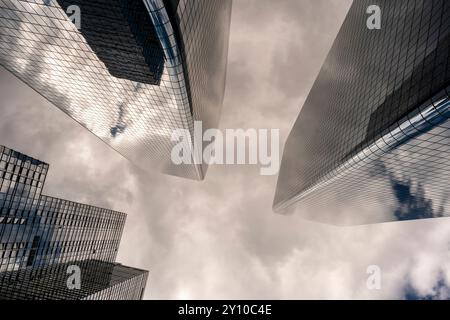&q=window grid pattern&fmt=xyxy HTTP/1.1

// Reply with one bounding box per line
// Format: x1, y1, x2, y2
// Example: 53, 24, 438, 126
0, 259, 148, 300
0, 0, 231, 180
0, 145, 126, 285
174, 0, 232, 175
